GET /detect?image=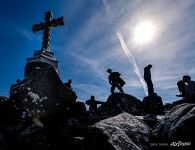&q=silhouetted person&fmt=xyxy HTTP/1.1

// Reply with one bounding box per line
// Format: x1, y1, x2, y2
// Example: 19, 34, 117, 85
183, 75, 195, 98
172, 75, 195, 107
176, 80, 186, 97
107, 69, 125, 94
10, 79, 21, 95
9, 79, 21, 105
64, 79, 72, 89
144, 64, 155, 96
85, 95, 104, 112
